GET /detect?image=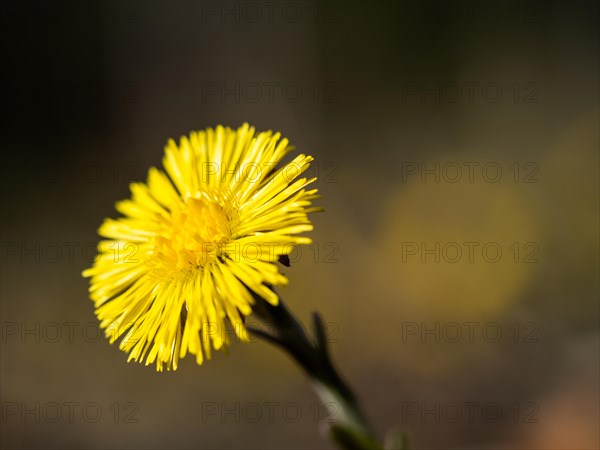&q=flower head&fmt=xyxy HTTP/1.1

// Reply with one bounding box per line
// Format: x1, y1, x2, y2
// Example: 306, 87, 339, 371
83, 123, 319, 371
